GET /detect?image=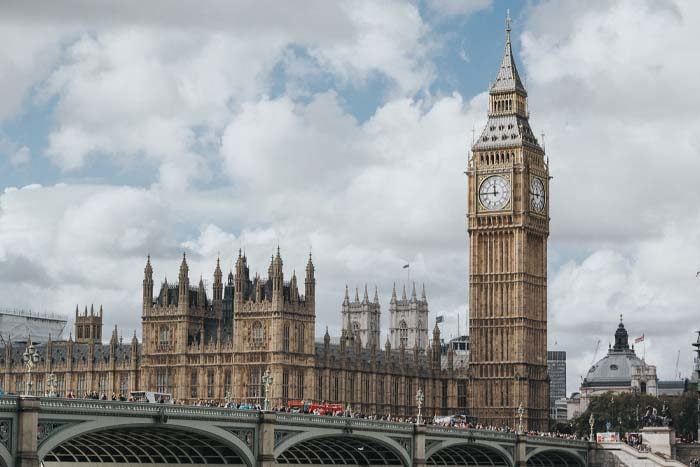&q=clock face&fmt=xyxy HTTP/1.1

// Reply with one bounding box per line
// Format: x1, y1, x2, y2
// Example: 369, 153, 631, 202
479, 175, 511, 211
530, 177, 545, 212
